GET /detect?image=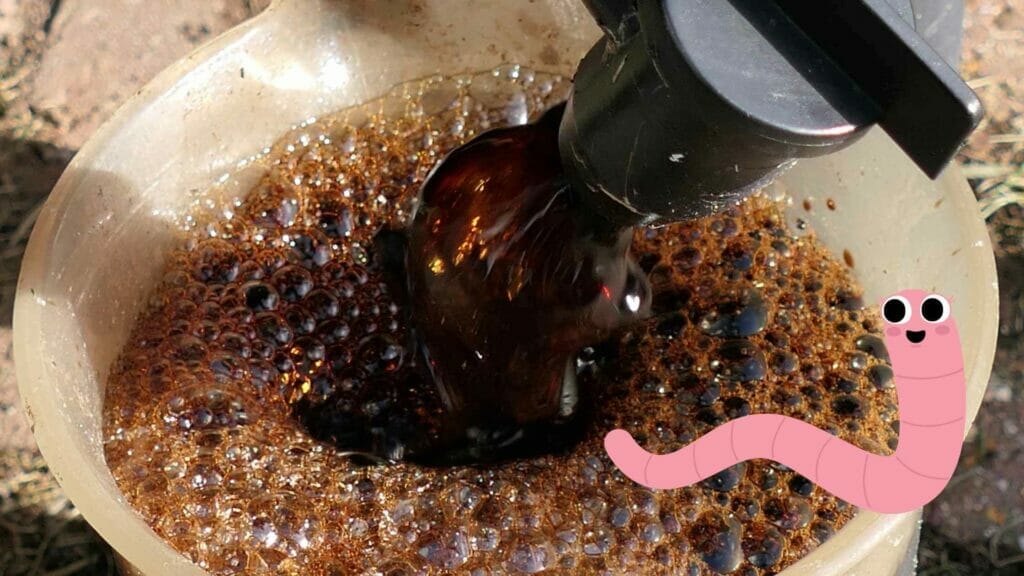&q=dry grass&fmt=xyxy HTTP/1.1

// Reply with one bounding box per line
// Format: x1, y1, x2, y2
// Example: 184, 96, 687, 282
0, 4, 108, 573
0, 451, 114, 576
0, 1, 1021, 575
